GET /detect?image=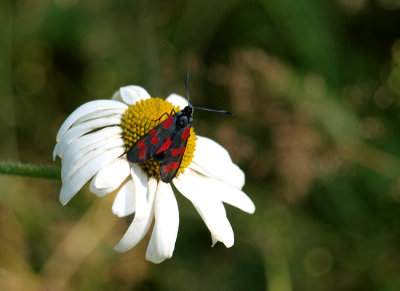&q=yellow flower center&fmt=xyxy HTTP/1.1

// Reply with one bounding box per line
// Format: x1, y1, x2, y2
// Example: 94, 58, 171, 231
121, 97, 196, 180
